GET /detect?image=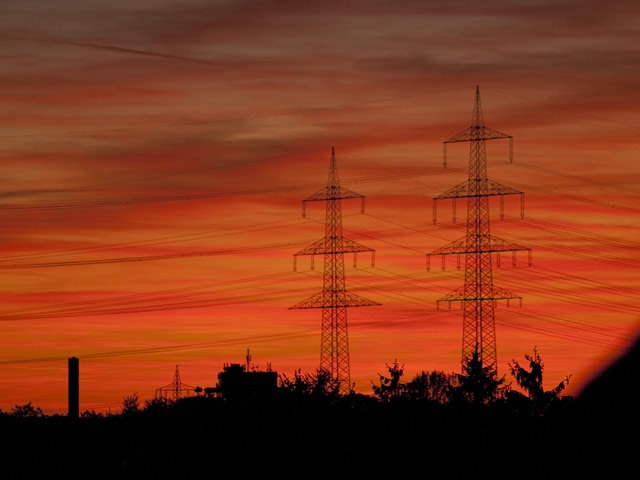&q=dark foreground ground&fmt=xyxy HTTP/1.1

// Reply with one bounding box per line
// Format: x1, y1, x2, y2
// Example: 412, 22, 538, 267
0, 395, 635, 479
3, 339, 638, 479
